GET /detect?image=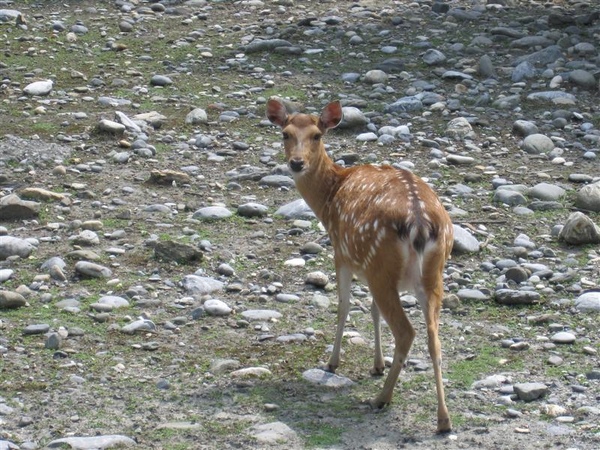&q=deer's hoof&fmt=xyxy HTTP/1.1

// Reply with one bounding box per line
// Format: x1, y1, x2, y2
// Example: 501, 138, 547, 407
369, 366, 385, 377
368, 398, 390, 411
436, 418, 452, 434
321, 364, 337, 374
